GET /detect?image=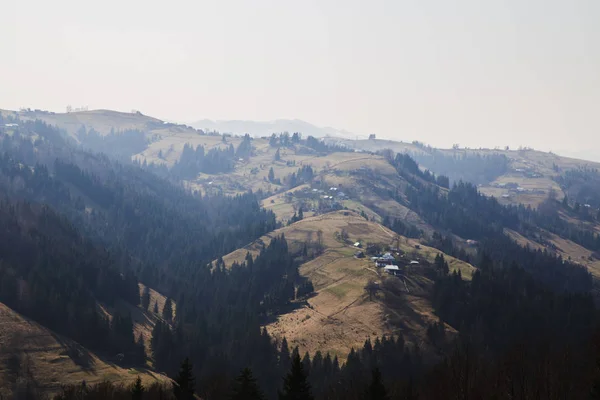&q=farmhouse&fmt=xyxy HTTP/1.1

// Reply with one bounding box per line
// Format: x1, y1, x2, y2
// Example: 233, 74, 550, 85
383, 265, 400, 275
374, 252, 396, 267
